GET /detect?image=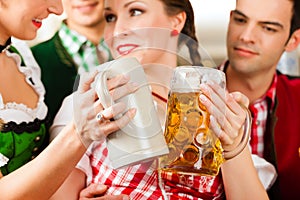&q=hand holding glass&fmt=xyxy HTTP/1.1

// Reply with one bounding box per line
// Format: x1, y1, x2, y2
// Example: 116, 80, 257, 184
159, 66, 251, 176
